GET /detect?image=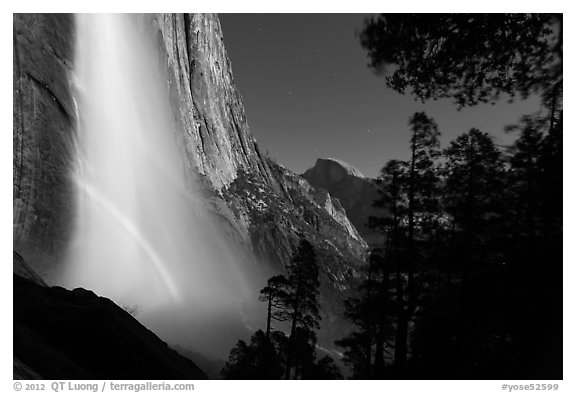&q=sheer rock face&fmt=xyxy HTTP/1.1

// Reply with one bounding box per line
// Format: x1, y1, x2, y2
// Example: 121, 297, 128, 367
154, 14, 277, 191
303, 158, 386, 246
13, 14, 77, 277
13, 13, 368, 350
